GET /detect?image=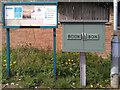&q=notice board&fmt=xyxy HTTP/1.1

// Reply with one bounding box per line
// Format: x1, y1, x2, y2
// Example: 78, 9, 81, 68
3, 2, 58, 28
